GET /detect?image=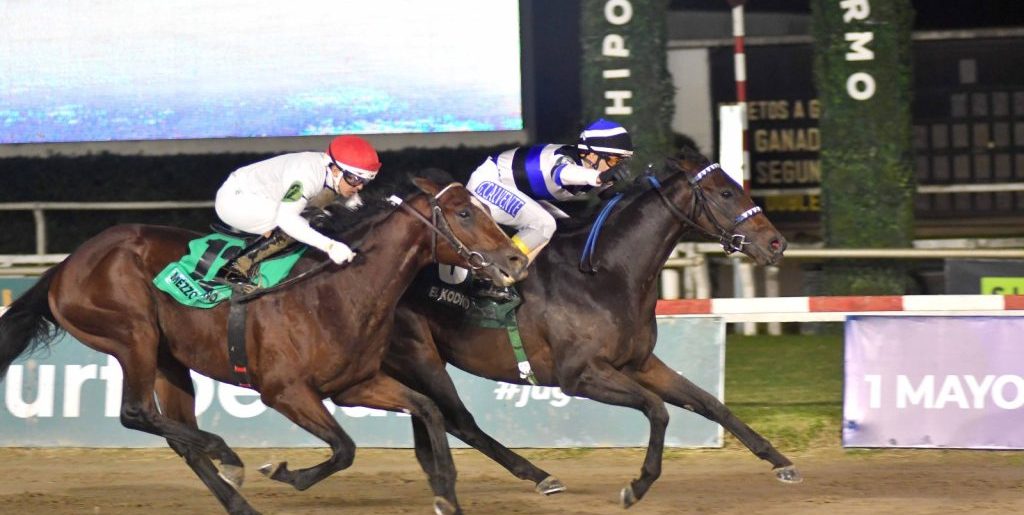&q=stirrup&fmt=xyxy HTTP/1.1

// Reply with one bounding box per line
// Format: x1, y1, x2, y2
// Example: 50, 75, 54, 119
214, 265, 259, 294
